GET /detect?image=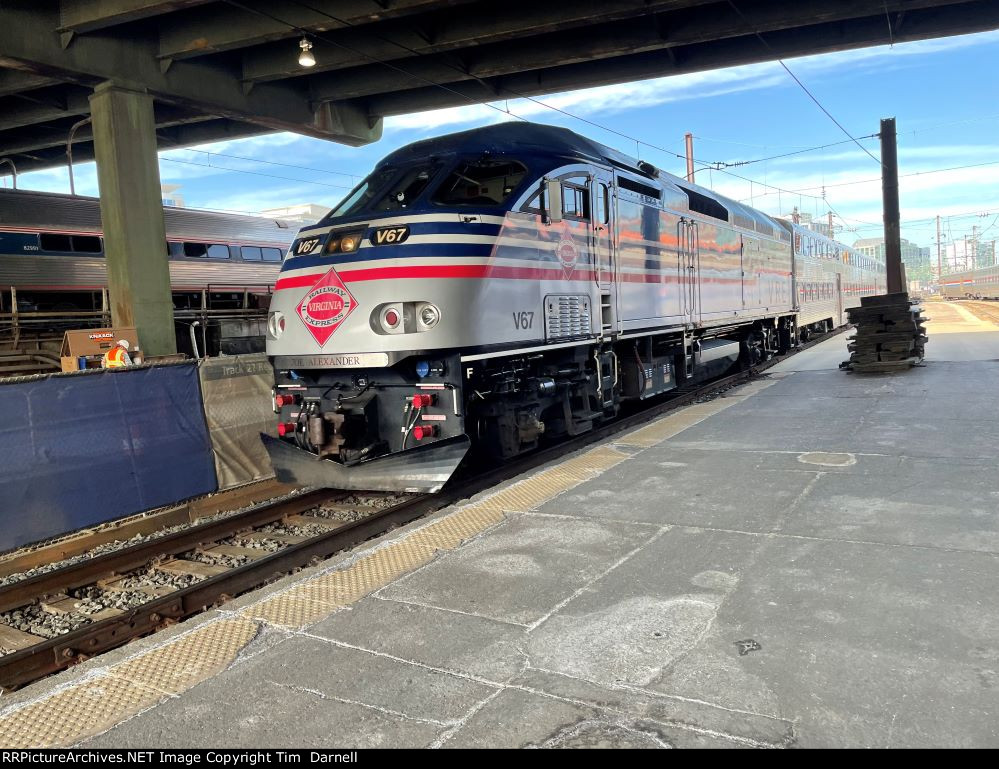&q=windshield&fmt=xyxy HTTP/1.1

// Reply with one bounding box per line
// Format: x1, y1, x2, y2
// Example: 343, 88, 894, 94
433, 159, 527, 206
328, 167, 396, 219
374, 164, 439, 211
